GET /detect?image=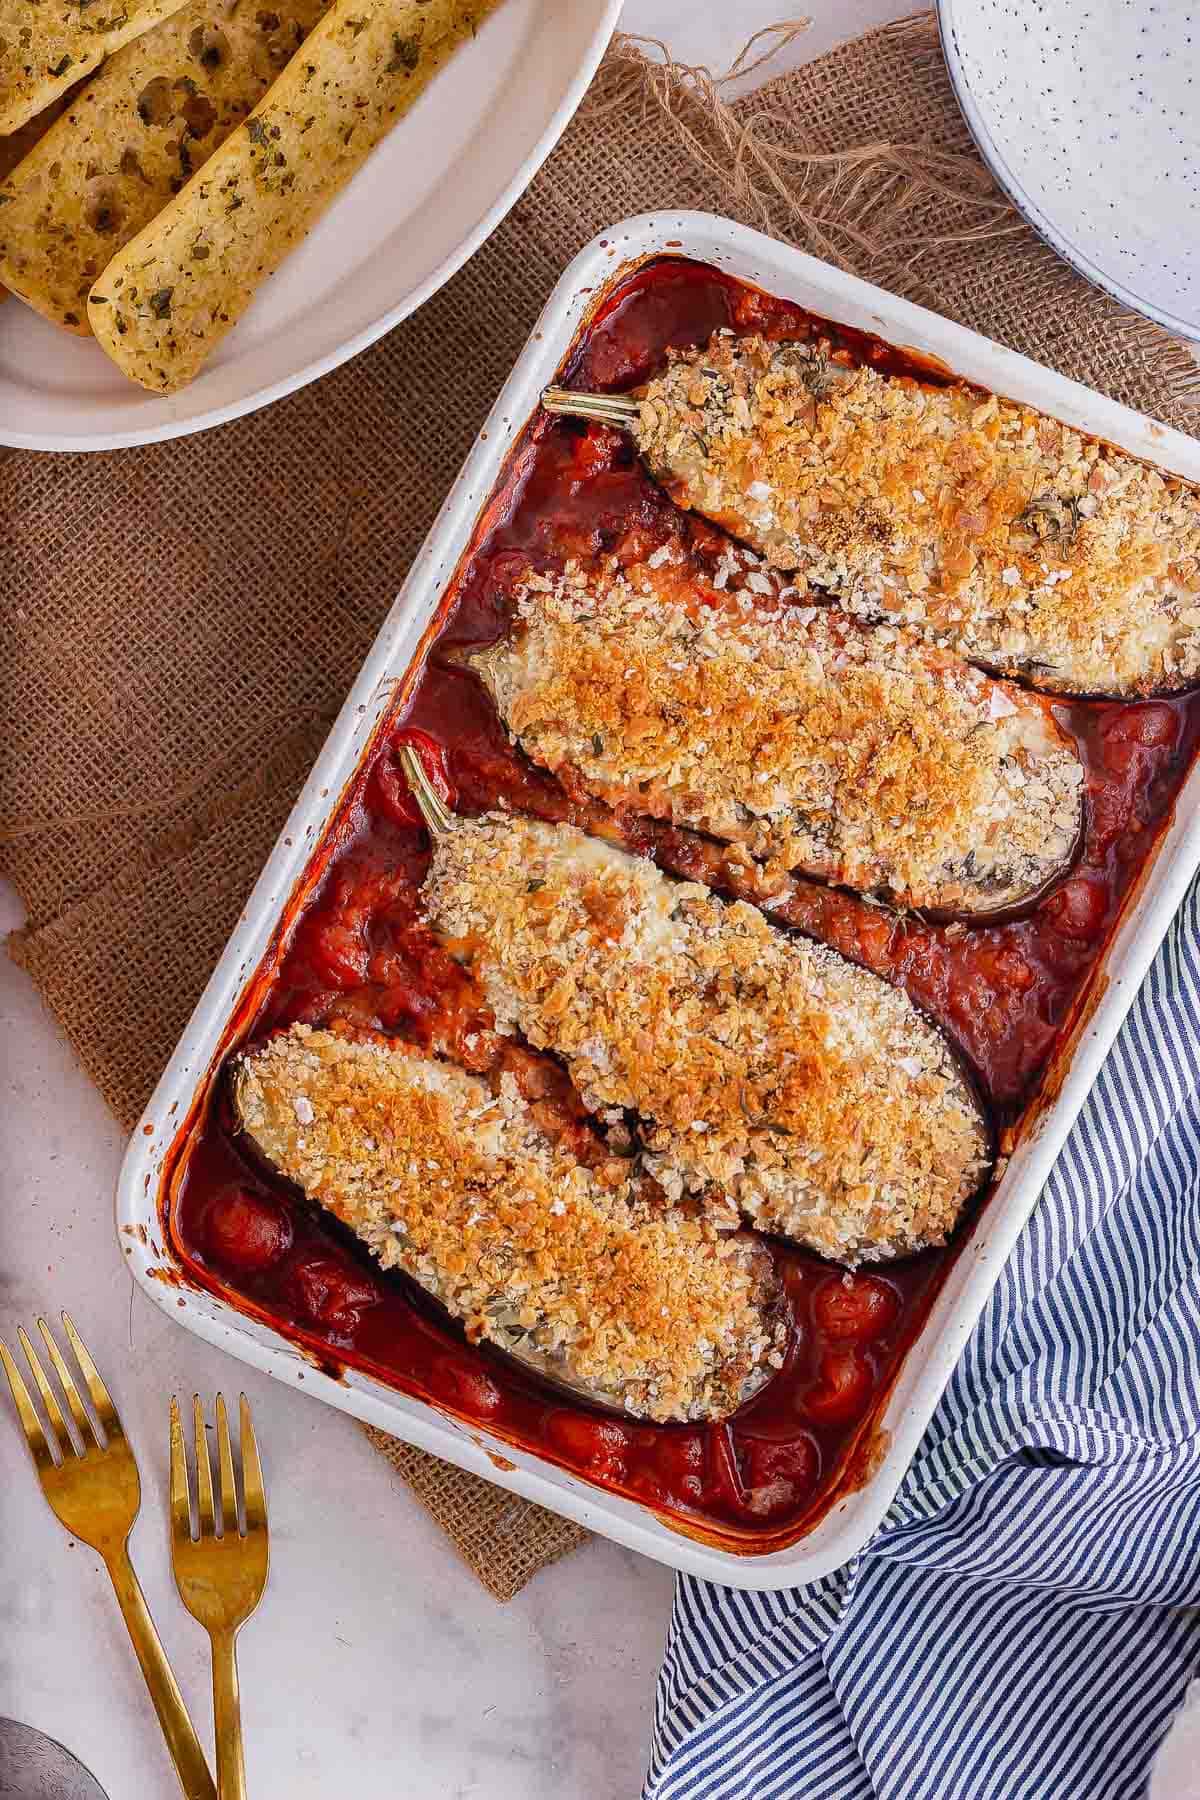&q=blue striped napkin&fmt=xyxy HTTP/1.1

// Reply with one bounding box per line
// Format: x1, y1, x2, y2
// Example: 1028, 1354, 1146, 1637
645, 876, 1200, 1800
